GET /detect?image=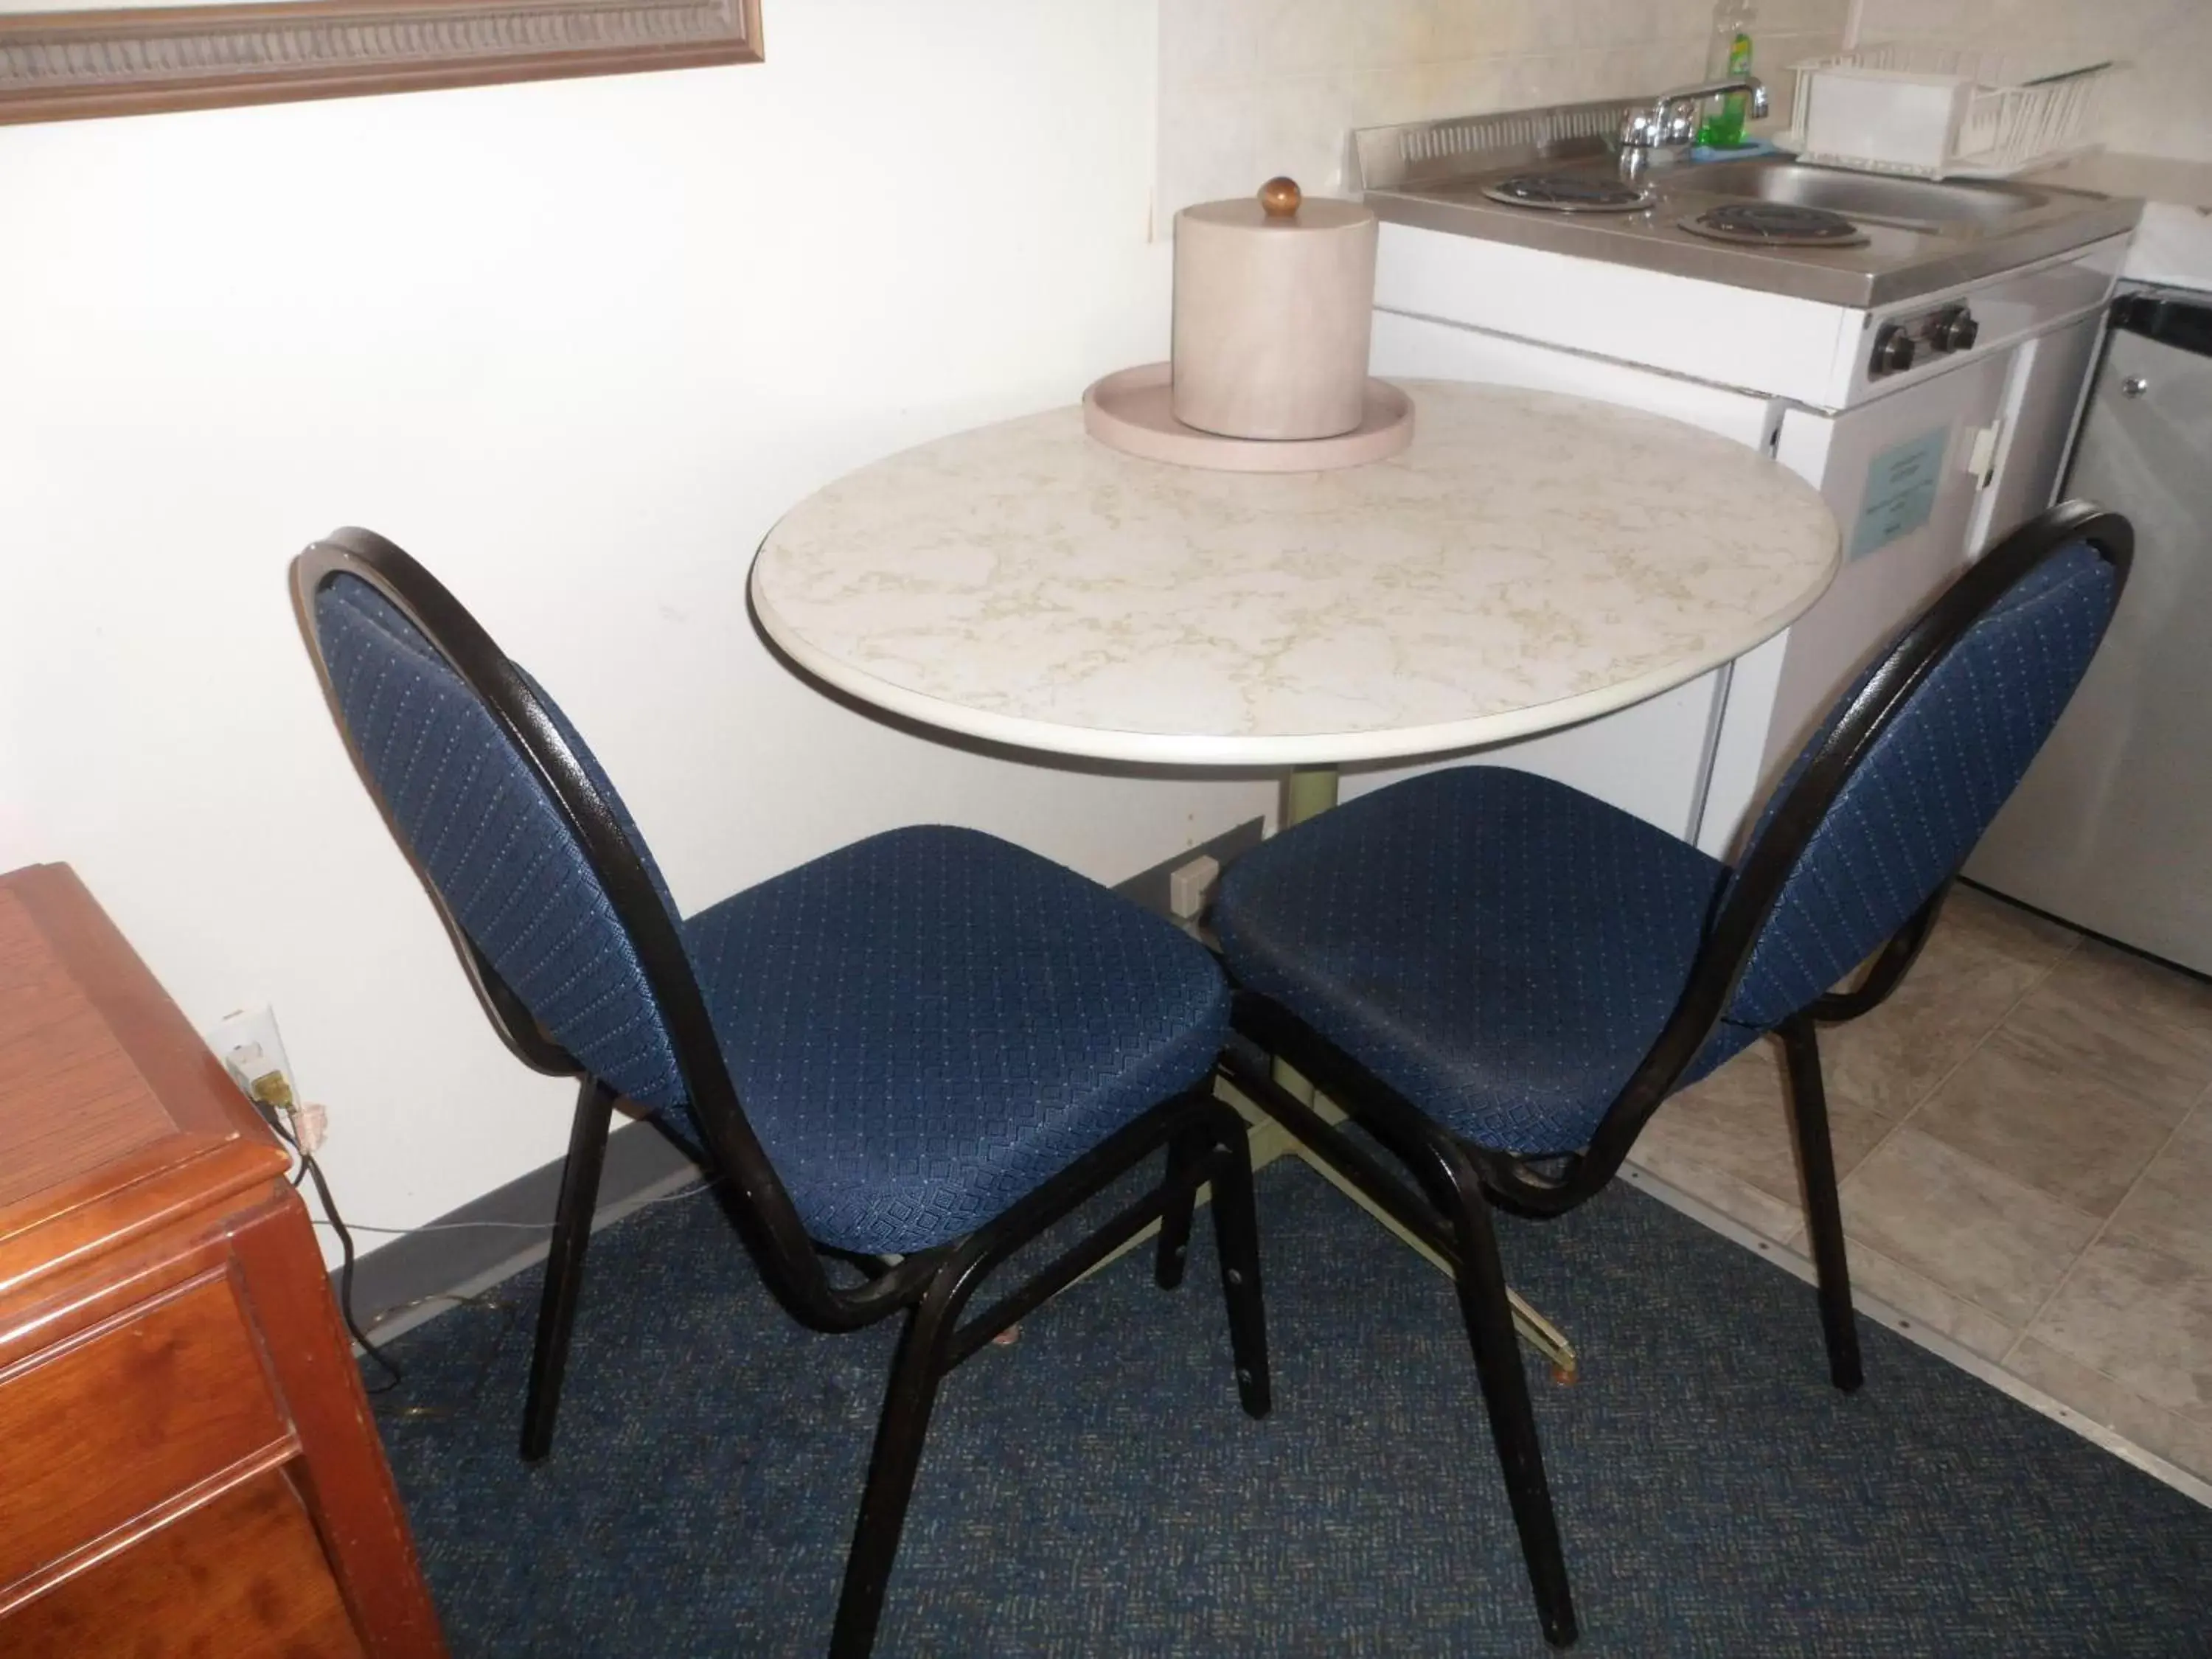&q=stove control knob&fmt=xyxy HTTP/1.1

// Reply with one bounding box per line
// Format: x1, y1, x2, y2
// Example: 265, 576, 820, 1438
1871, 323, 1917, 377
1931, 307, 1980, 353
